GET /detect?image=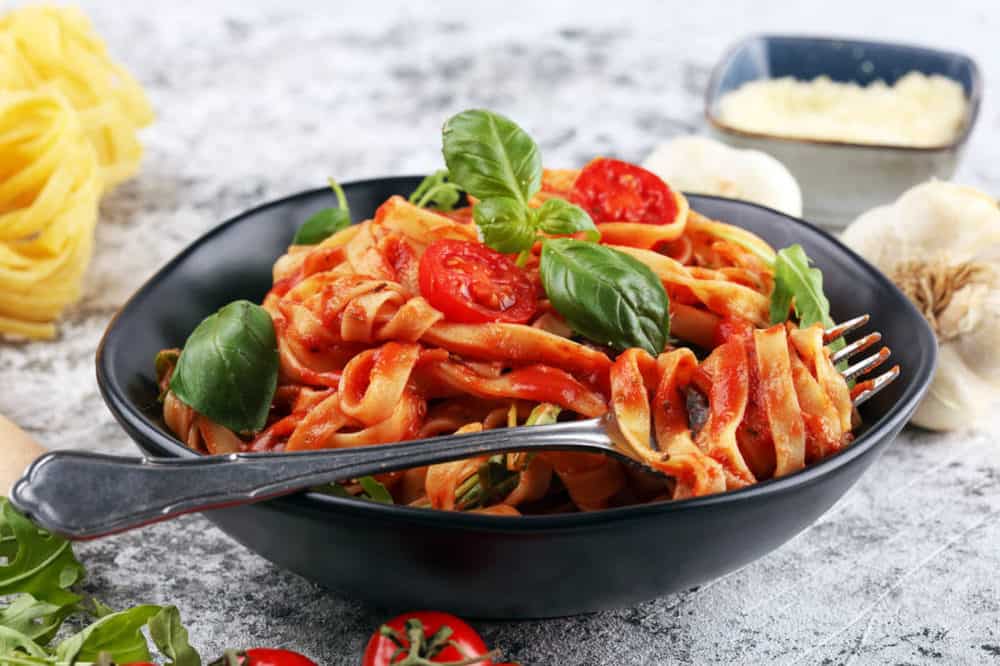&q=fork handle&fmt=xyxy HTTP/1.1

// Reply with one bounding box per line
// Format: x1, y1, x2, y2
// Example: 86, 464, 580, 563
9, 420, 607, 539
